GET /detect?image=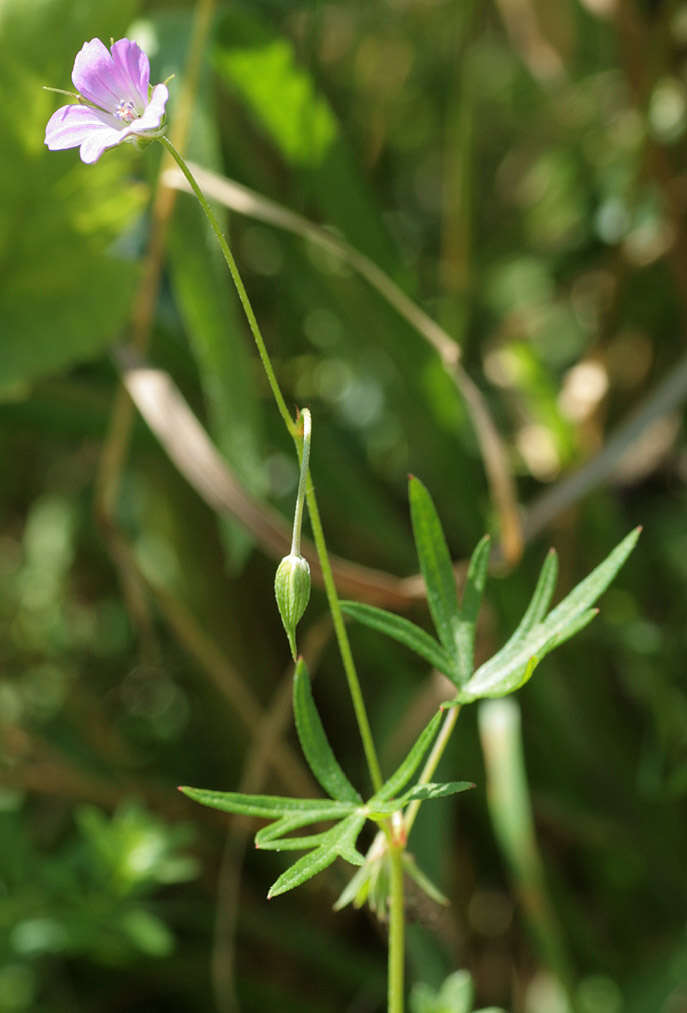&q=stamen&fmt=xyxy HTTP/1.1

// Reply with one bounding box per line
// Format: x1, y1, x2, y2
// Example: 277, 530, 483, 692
114, 99, 138, 123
